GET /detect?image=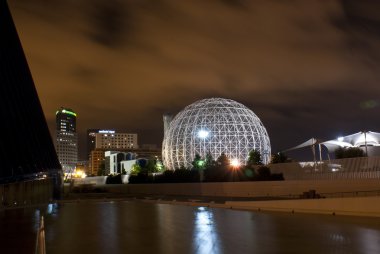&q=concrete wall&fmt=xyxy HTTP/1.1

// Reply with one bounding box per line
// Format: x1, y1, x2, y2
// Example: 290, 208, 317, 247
124, 180, 380, 217
73, 175, 130, 186
123, 179, 380, 198
270, 156, 380, 180
0, 179, 53, 210
73, 176, 107, 186
225, 196, 380, 217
